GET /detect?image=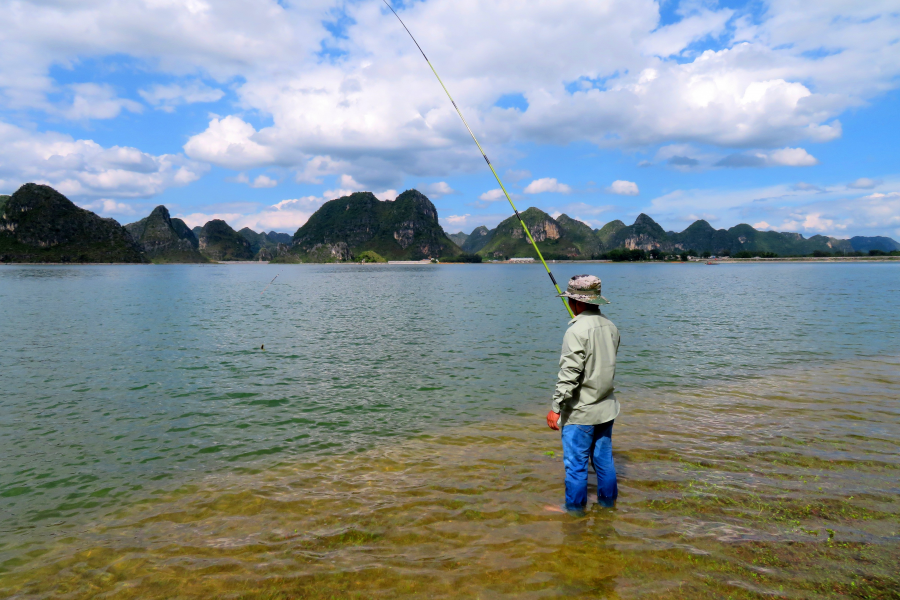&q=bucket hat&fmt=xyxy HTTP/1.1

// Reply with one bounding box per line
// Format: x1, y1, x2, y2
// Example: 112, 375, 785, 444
558, 274, 610, 305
